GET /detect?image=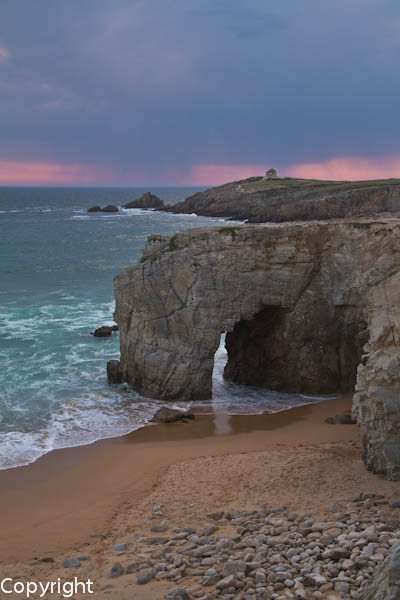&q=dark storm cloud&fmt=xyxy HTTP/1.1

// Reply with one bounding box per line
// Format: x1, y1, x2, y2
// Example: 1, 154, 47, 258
0, 0, 400, 181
